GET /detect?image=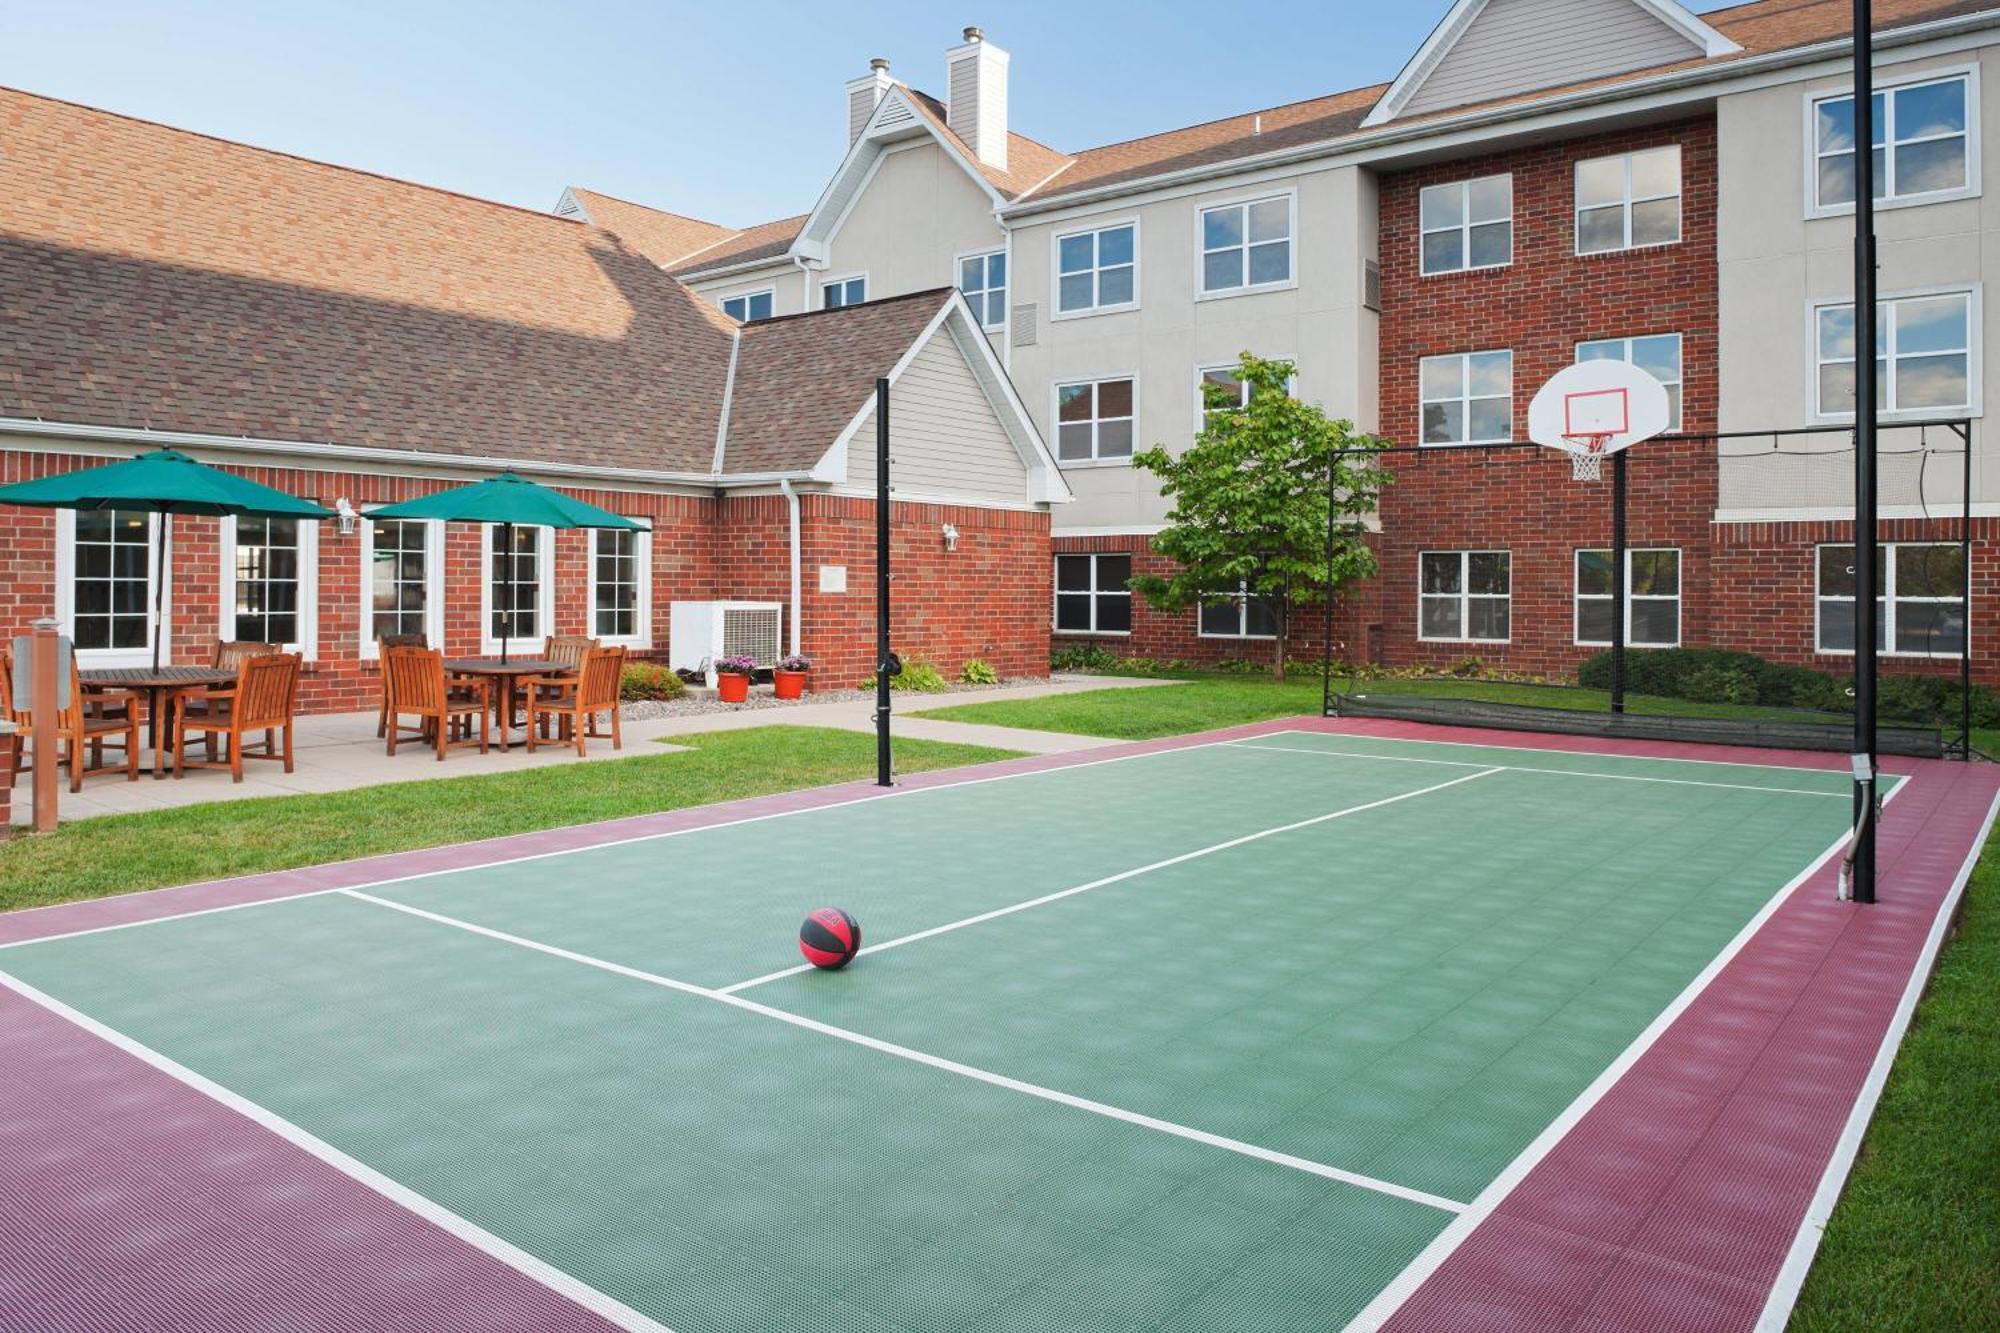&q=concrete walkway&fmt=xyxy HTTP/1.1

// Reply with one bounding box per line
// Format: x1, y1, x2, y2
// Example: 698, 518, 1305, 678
8, 674, 1174, 825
